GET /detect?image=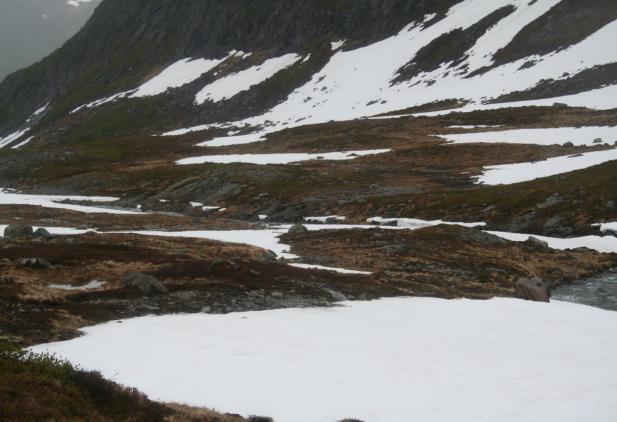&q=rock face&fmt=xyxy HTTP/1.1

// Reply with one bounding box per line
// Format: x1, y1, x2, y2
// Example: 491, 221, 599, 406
3, 225, 33, 239
121, 272, 169, 295
515, 277, 551, 303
